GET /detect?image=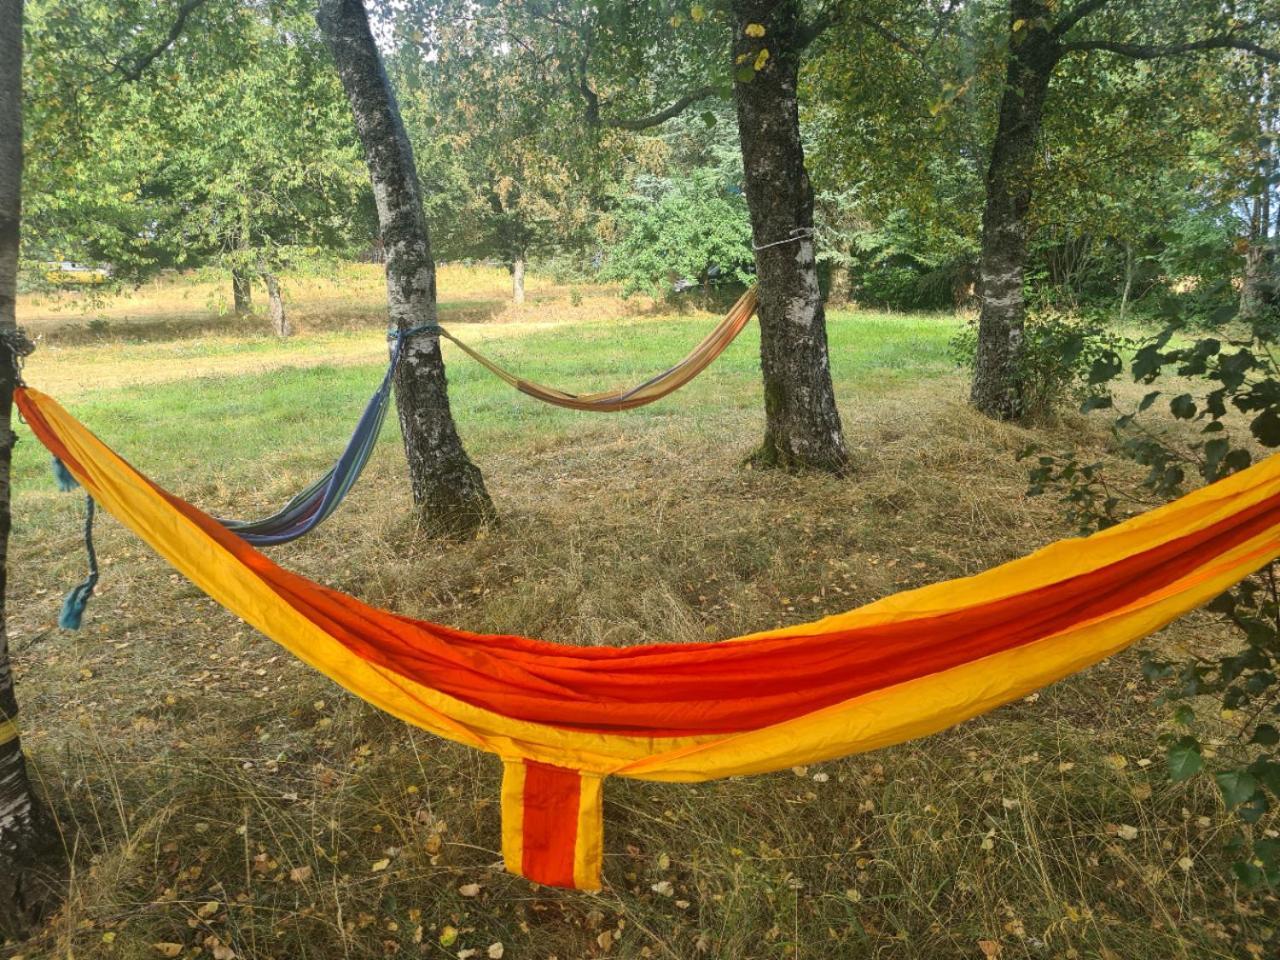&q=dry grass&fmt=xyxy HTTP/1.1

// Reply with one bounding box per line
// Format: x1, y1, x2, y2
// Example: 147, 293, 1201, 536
4, 269, 1278, 960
